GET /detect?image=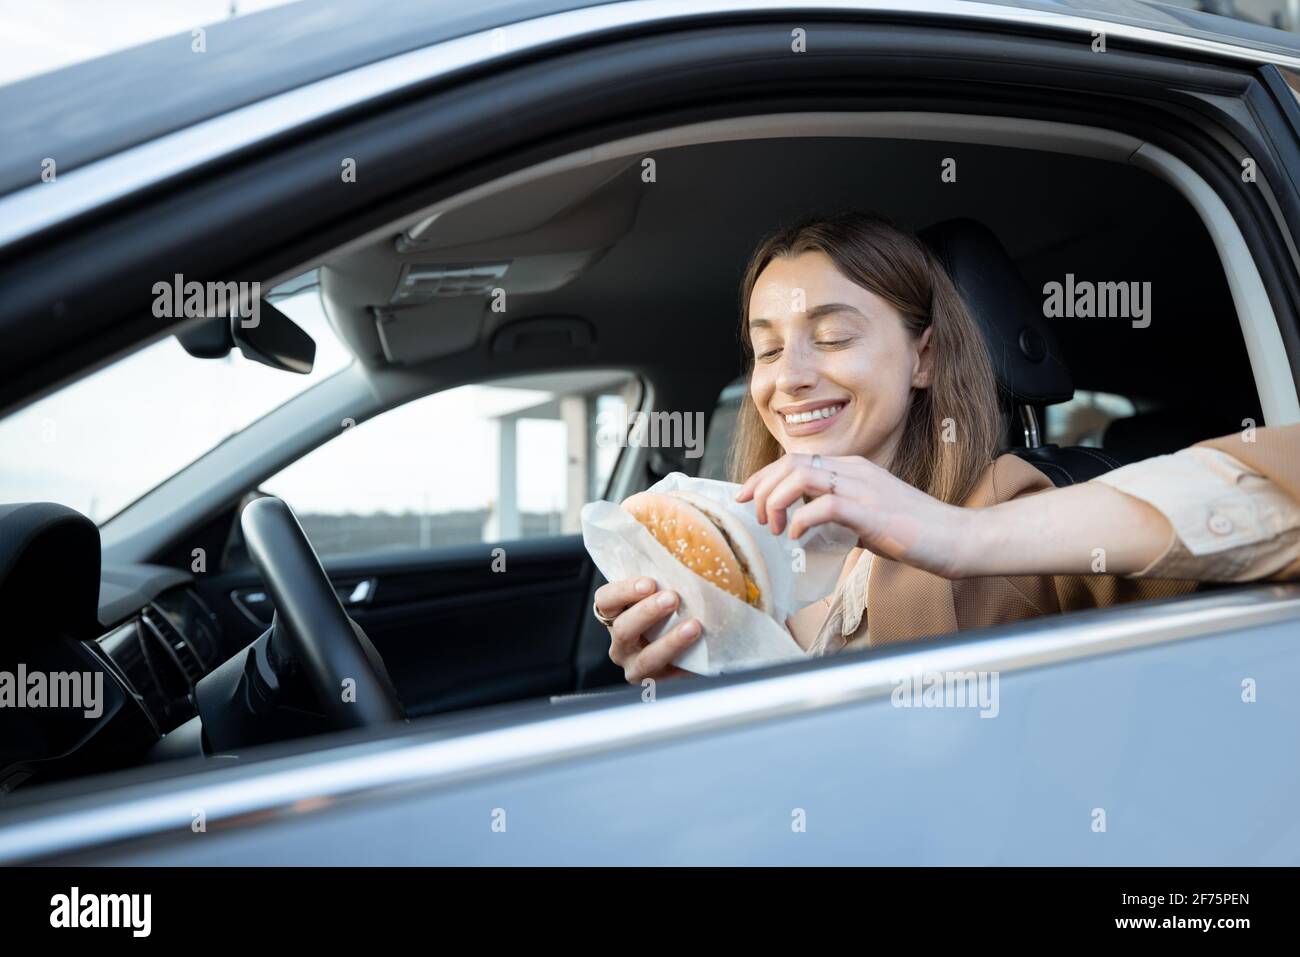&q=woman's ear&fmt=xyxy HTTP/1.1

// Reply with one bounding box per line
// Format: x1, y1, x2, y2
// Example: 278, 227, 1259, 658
911, 325, 935, 388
